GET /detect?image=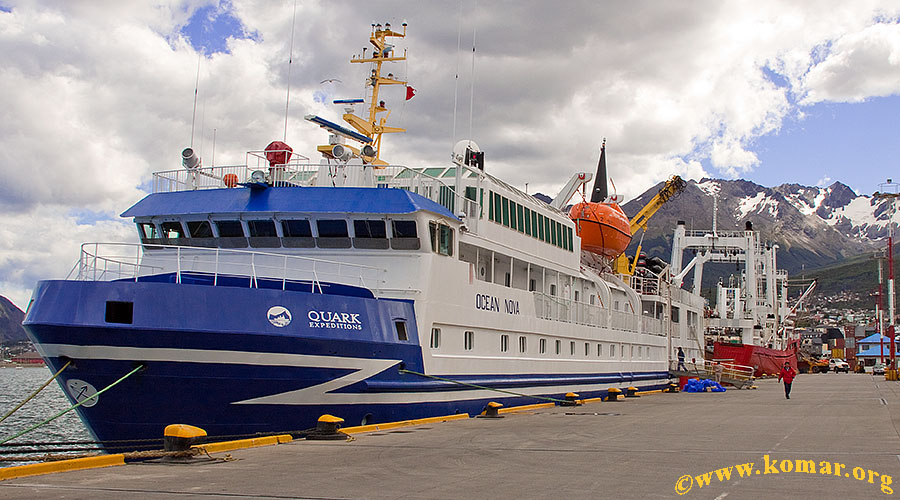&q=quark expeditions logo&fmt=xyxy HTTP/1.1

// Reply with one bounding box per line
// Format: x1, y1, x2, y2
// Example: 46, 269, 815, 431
267, 306, 292, 327
66, 379, 99, 407
307, 310, 363, 330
